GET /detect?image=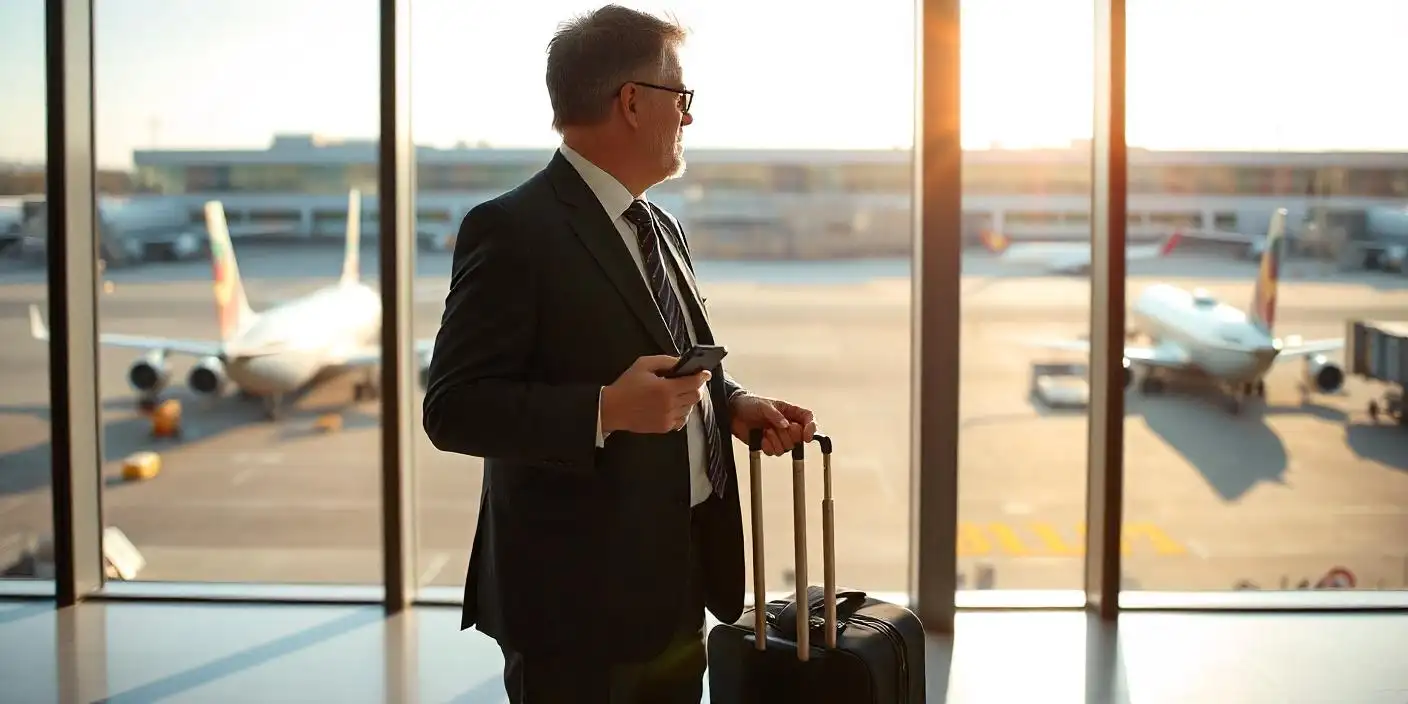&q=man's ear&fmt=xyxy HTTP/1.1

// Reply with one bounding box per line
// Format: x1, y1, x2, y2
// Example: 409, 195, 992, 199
619, 83, 642, 129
